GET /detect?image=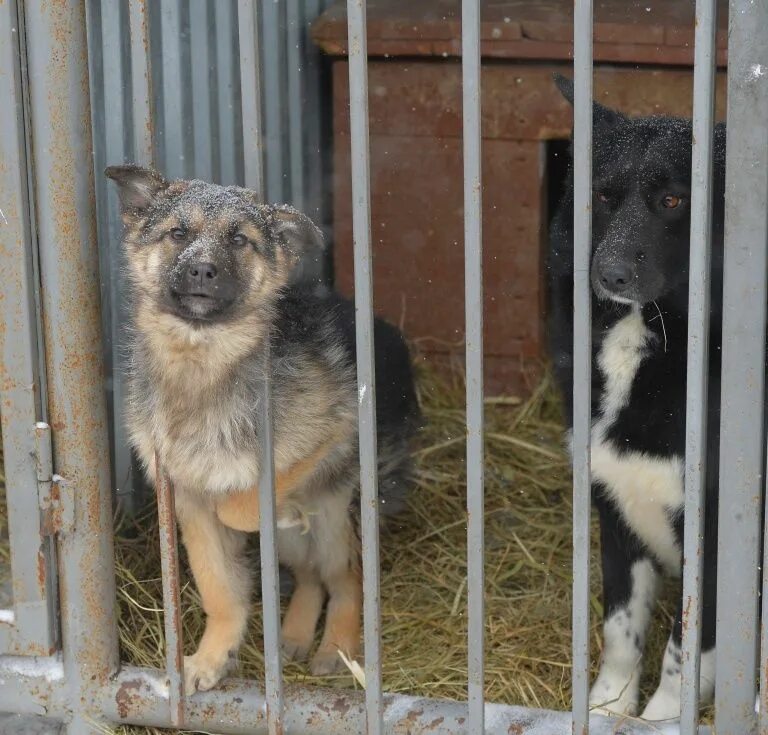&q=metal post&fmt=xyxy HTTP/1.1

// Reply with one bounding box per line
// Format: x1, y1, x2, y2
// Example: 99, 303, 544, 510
461, 0, 485, 731
346, 0, 383, 731
23, 0, 120, 732
238, 0, 265, 196
715, 0, 768, 731
155, 460, 185, 727
680, 0, 718, 731
128, 0, 155, 167
0, 0, 57, 657
572, 0, 593, 731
